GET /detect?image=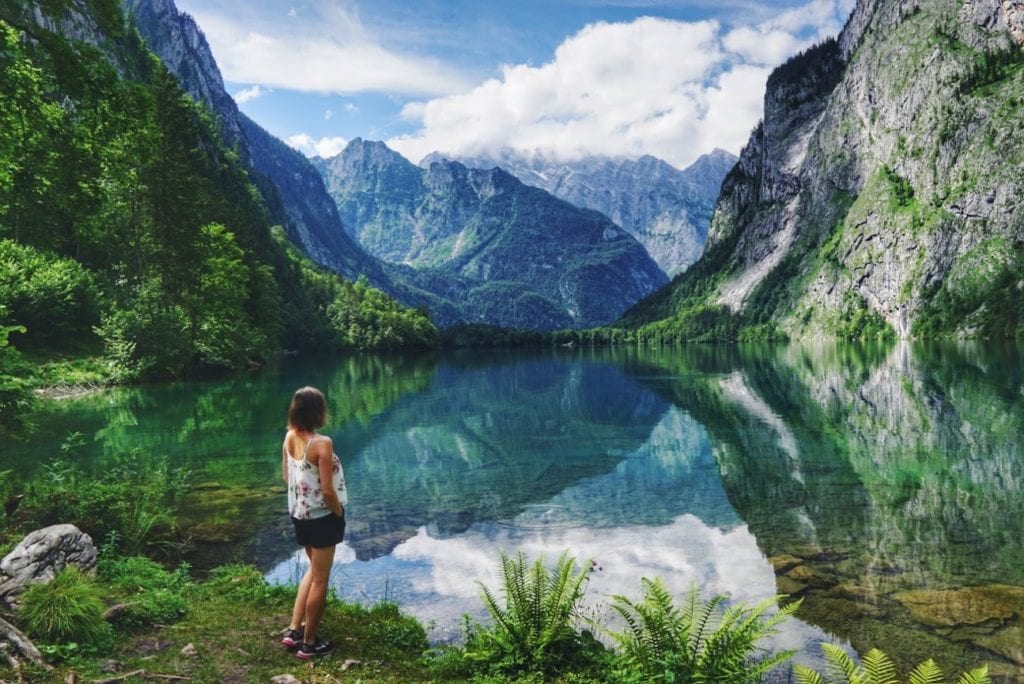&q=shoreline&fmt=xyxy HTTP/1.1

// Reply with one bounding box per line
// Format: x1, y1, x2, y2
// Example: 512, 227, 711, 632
32, 382, 110, 401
